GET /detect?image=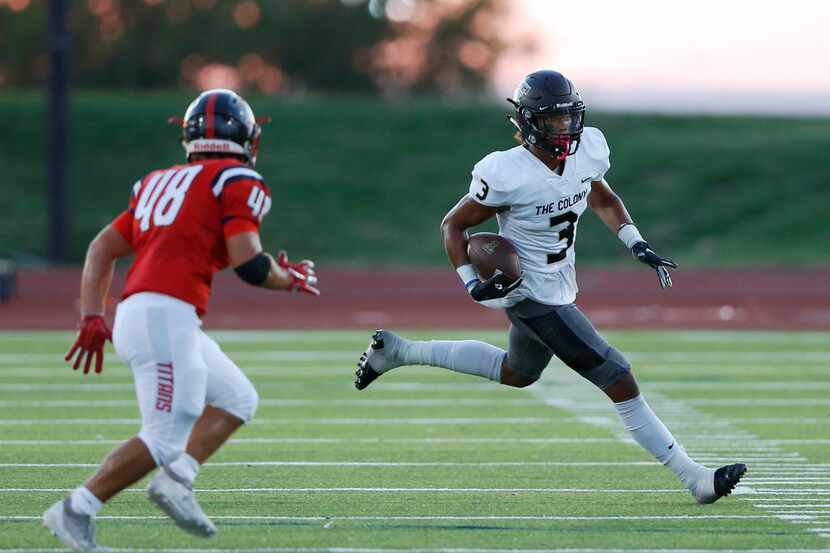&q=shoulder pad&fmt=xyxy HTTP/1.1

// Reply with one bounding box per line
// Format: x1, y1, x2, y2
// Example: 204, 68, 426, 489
578, 127, 611, 180
212, 166, 265, 197
579, 127, 610, 162
472, 148, 524, 193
